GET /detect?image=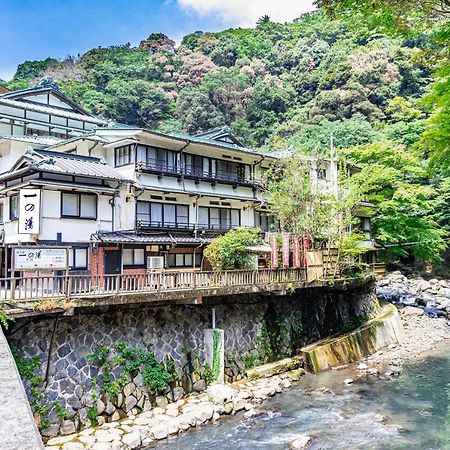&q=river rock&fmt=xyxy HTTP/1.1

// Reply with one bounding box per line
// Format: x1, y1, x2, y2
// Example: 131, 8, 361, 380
344, 379, 353, 385
357, 363, 368, 370
401, 306, 424, 317
151, 423, 169, 440
207, 384, 237, 404
122, 431, 141, 449
290, 435, 312, 449
61, 443, 85, 450
192, 404, 214, 423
